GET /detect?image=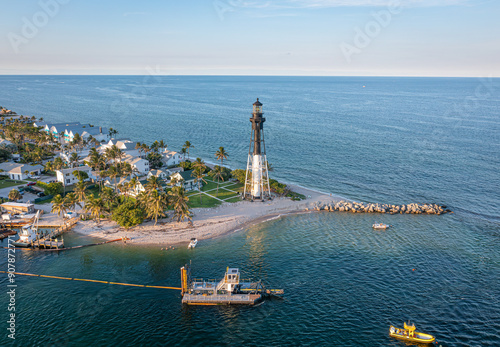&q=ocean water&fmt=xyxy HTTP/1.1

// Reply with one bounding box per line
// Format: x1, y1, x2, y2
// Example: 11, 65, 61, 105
0, 76, 499, 346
